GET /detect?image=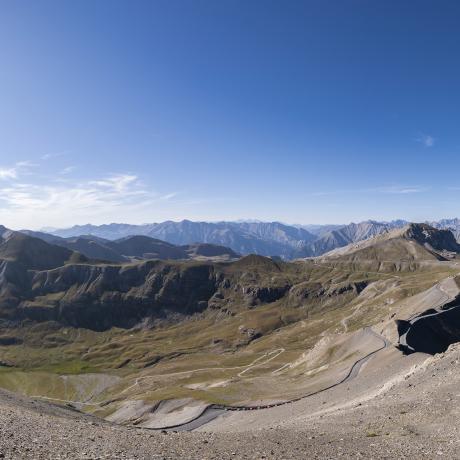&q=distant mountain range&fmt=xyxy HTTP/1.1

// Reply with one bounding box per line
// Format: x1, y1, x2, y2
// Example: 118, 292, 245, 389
46, 221, 317, 259
19, 230, 238, 263
428, 218, 460, 241
39, 218, 460, 260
